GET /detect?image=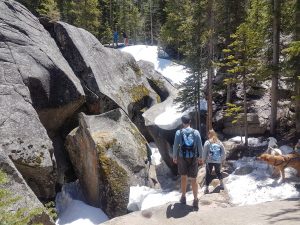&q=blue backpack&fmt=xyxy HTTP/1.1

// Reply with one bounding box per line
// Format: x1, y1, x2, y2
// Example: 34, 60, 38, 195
209, 142, 221, 161
181, 129, 195, 158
